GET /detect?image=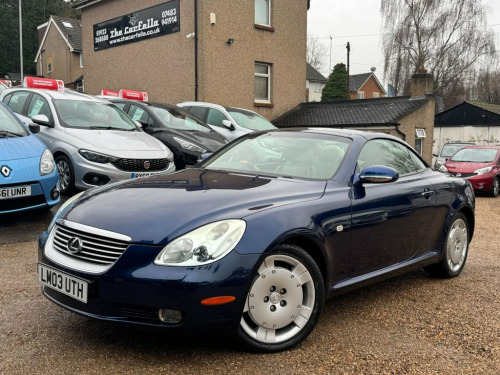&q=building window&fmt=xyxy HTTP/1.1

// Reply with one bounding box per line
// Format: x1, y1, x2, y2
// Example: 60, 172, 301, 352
77, 81, 84, 92
416, 129, 426, 138
255, 0, 271, 26
80, 53, 83, 68
414, 138, 423, 155
255, 63, 271, 103
373, 92, 379, 98
358, 91, 364, 99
